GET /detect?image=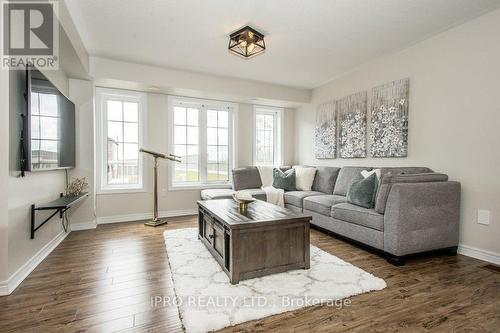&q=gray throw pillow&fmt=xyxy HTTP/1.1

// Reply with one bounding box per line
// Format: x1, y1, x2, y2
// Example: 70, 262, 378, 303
273, 168, 296, 191
346, 173, 379, 209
